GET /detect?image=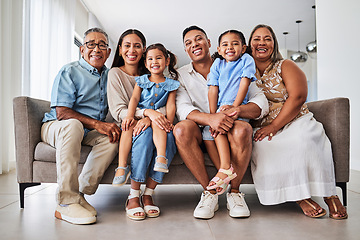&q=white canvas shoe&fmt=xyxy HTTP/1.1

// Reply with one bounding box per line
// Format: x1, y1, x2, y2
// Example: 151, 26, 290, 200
193, 191, 219, 219
226, 192, 250, 218
55, 204, 96, 225
79, 194, 97, 216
